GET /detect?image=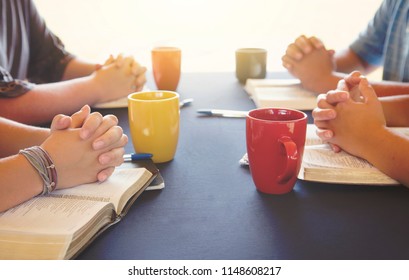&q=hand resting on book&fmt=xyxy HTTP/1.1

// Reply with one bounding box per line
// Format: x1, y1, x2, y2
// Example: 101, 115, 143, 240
0, 105, 127, 212
312, 71, 409, 187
